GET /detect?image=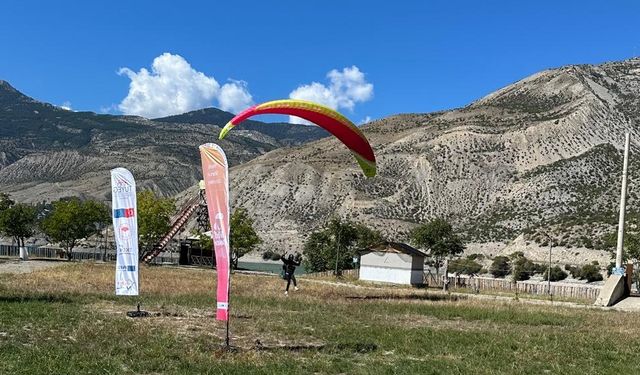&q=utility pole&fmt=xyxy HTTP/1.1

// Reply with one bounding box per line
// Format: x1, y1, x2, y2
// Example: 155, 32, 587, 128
614, 132, 631, 275
334, 226, 341, 276
547, 241, 552, 295
104, 225, 108, 261
442, 258, 449, 292
540, 231, 553, 295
